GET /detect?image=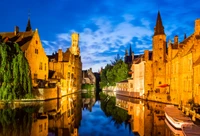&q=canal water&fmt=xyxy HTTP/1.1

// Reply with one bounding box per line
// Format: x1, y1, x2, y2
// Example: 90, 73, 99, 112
0, 91, 195, 136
